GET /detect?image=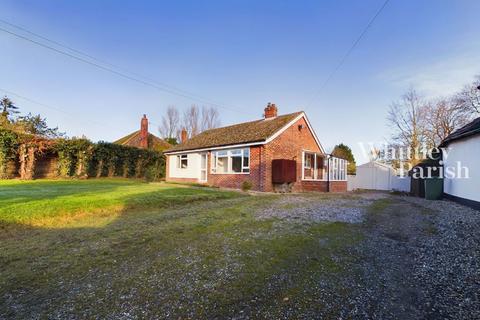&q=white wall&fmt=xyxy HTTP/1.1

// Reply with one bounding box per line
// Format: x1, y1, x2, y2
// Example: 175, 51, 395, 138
443, 135, 480, 202
168, 153, 202, 180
